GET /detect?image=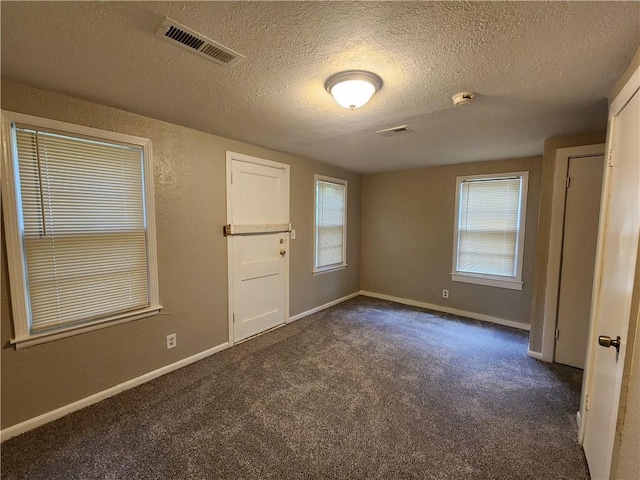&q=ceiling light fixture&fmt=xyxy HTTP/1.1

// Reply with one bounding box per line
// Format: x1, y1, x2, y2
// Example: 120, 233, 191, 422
325, 70, 382, 110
